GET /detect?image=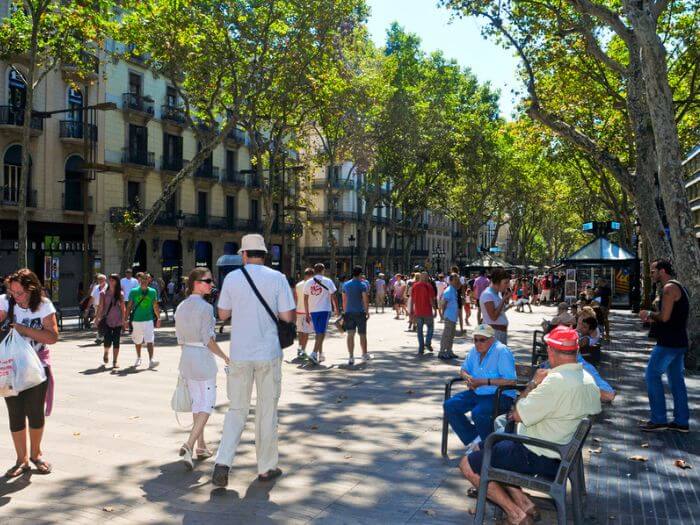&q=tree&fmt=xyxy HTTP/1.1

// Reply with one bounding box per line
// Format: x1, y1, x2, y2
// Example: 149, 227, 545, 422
443, 0, 700, 359
0, 0, 114, 268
